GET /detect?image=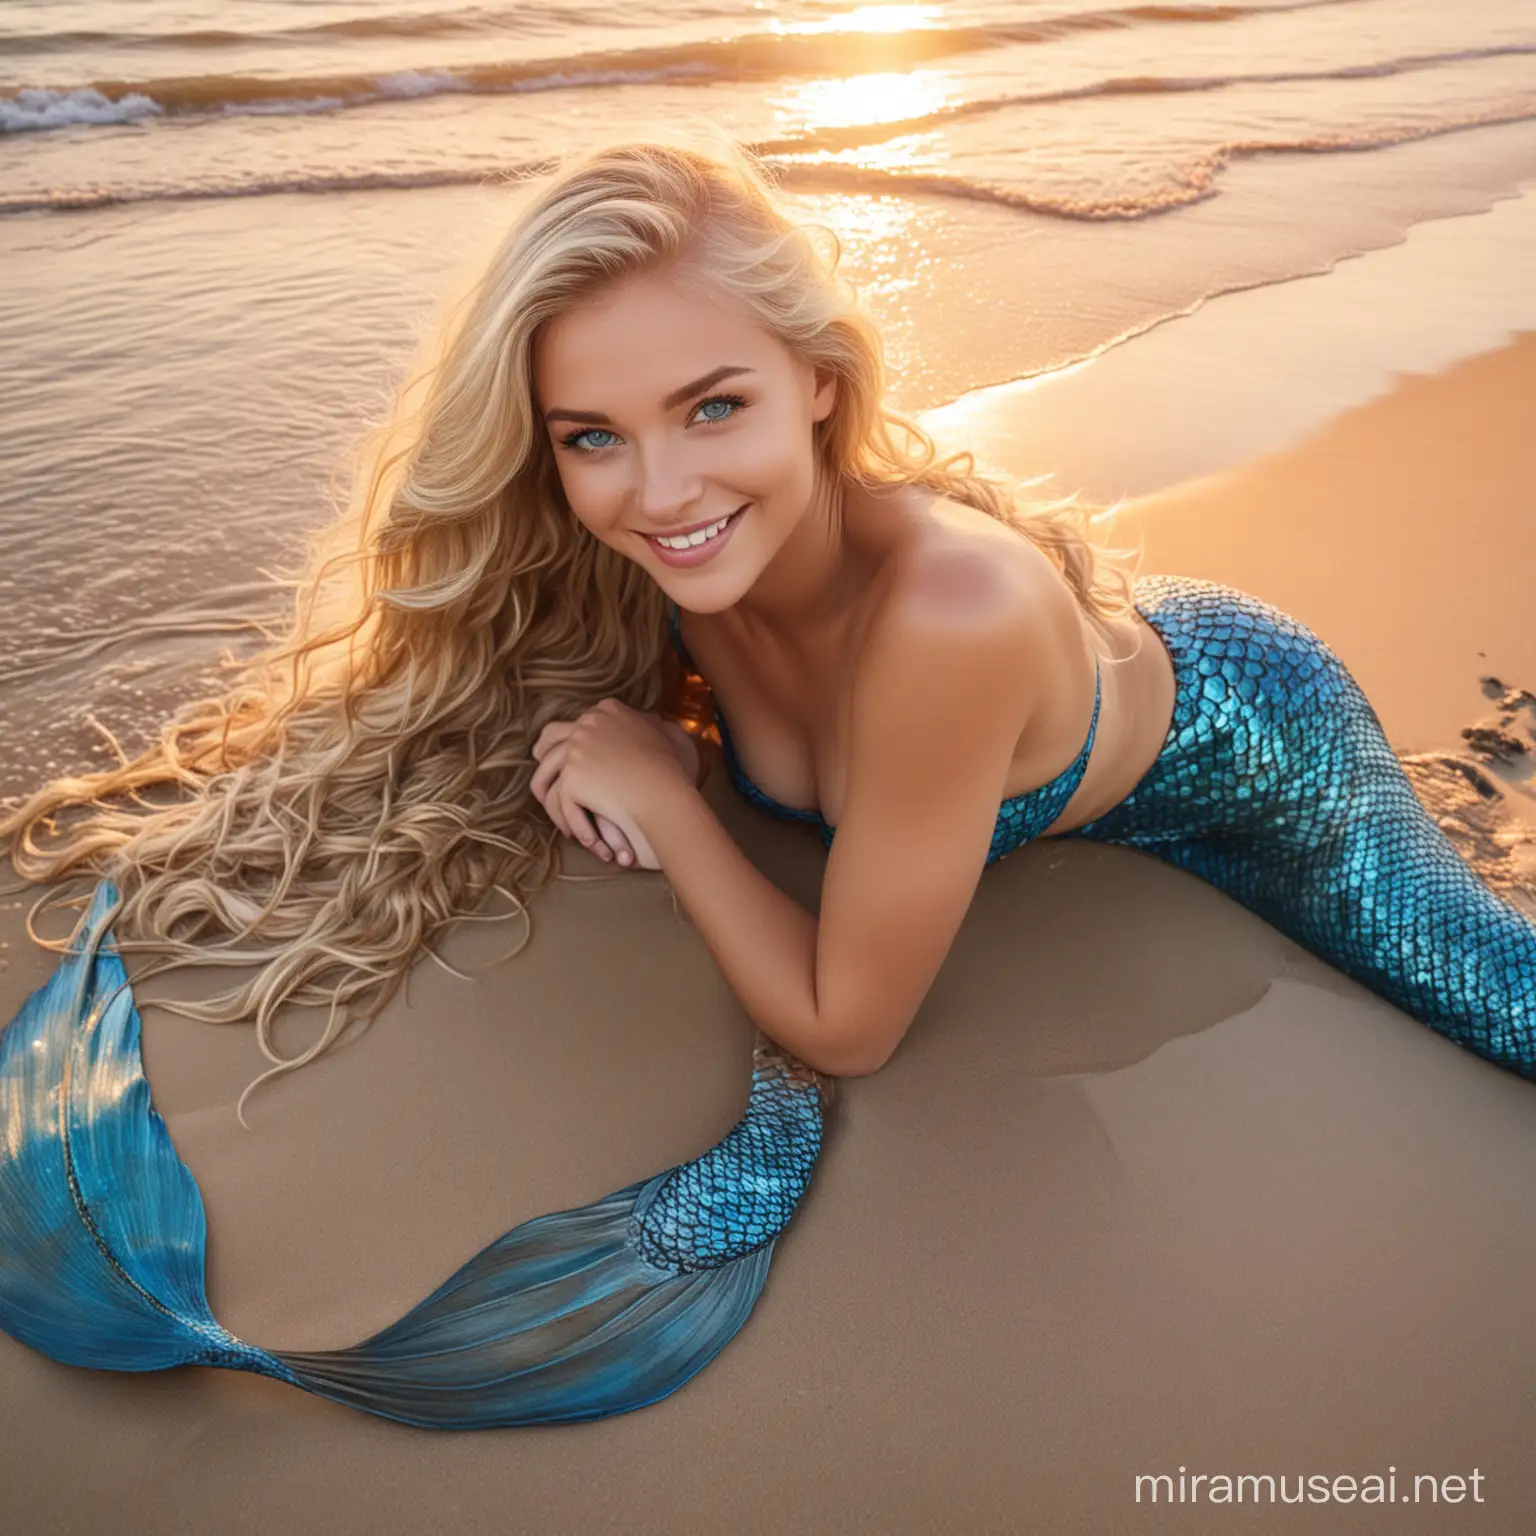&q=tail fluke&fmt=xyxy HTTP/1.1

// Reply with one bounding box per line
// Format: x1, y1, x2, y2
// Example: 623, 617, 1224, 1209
0, 878, 291, 1379
0, 878, 831, 1425
272, 1180, 774, 1426
276, 1029, 830, 1426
